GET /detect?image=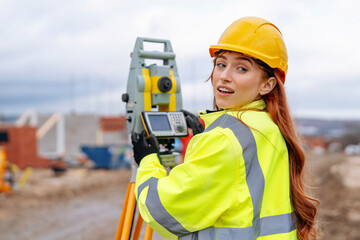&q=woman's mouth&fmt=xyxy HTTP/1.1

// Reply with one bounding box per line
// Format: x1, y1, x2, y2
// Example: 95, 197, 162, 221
217, 87, 234, 95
